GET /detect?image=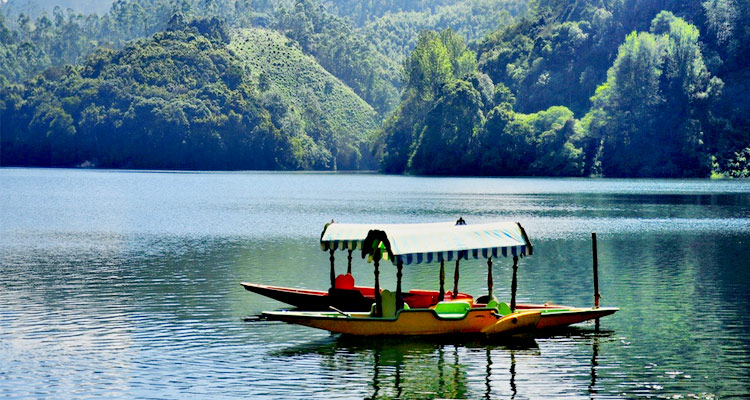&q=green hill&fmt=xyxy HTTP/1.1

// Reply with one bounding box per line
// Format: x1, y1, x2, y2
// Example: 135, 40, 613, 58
0, 18, 378, 170
229, 28, 379, 150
